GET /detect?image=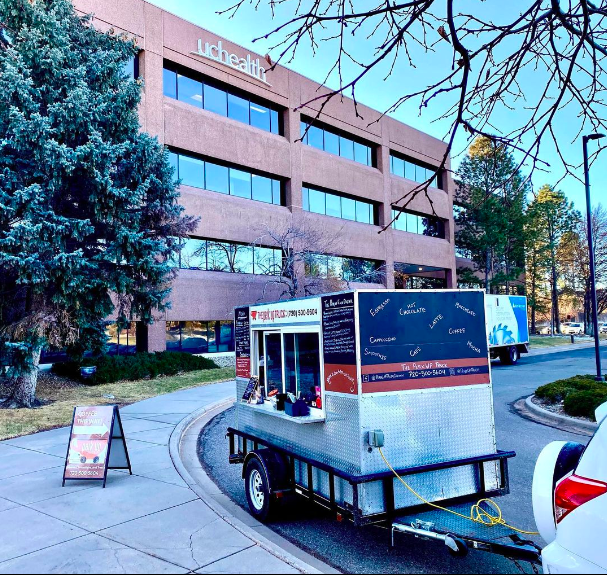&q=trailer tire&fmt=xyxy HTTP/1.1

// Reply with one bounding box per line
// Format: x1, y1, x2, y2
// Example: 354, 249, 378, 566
244, 457, 275, 522
500, 346, 519, 365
